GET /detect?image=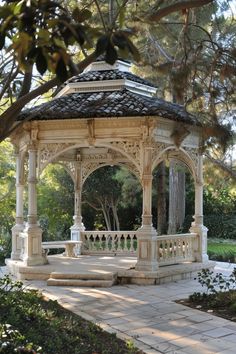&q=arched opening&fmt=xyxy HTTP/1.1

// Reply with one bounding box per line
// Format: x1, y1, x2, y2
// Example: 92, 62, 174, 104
152, 158, 195, 235
38, 163, 74, 242
82, 165, 142, 231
